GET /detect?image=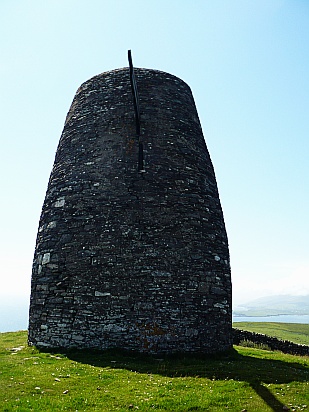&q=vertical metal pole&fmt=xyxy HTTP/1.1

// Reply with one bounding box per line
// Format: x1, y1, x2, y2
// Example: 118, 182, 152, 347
128, 50, 144, 172
128, 50, 140, 136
